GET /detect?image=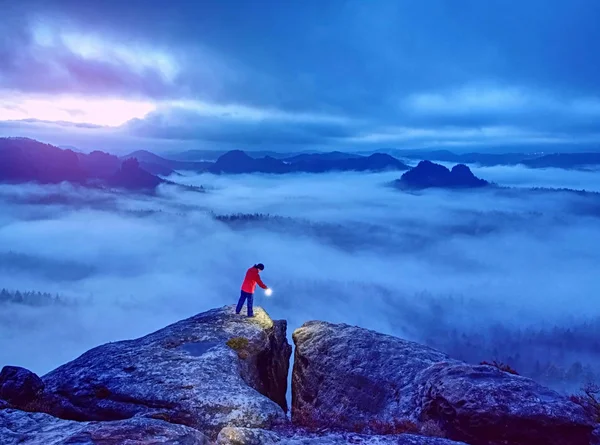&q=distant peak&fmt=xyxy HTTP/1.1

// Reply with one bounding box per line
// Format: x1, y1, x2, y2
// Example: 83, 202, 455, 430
219, 149, 250, 158
398, 160, 489, 189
